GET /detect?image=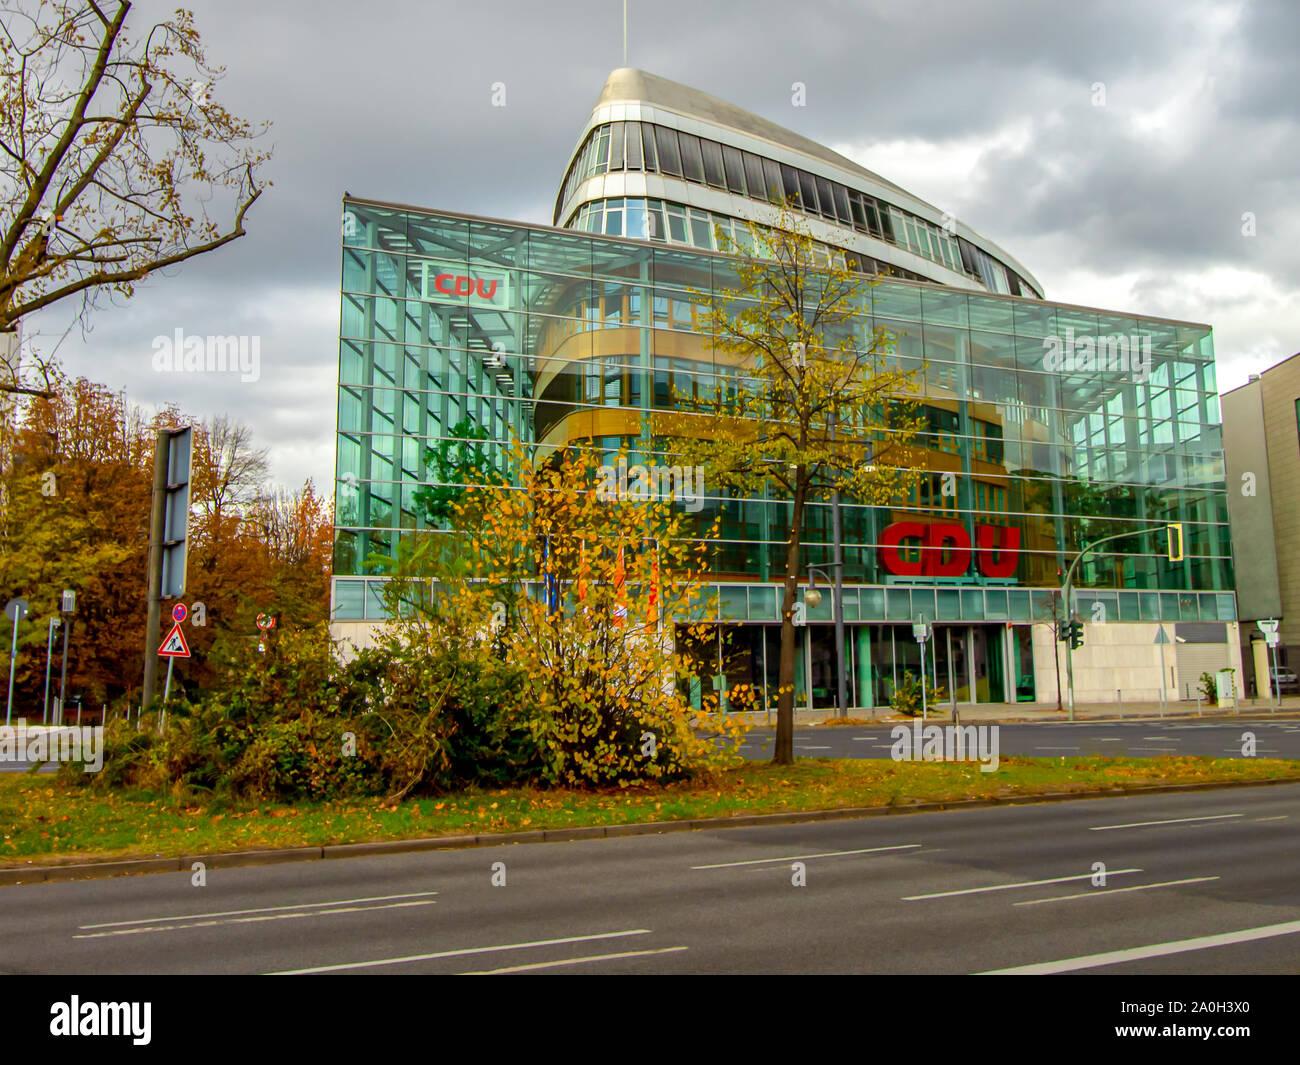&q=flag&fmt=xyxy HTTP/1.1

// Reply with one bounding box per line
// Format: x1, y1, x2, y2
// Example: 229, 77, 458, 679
646, 542, 659, 633
543, 535, 560, 616
577, 540, 588, 603
612, 541, 627, 627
